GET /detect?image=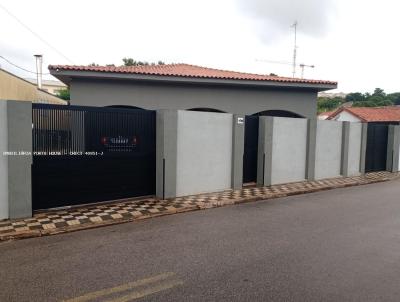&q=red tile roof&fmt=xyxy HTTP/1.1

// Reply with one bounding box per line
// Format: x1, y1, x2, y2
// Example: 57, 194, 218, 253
318, 110, 335, 117
328, 107, 400, 122
48, 63, 337, 86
